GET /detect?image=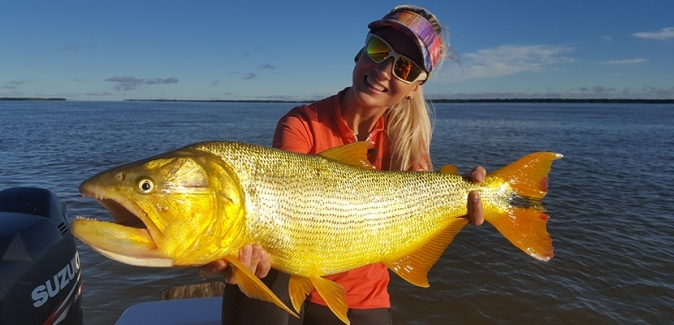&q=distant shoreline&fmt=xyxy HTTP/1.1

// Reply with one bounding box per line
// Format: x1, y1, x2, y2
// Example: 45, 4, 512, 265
126, 98, 674, 104
1, 97, 672, 104
429, 98, 674, 104
0, 97, 66, 101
